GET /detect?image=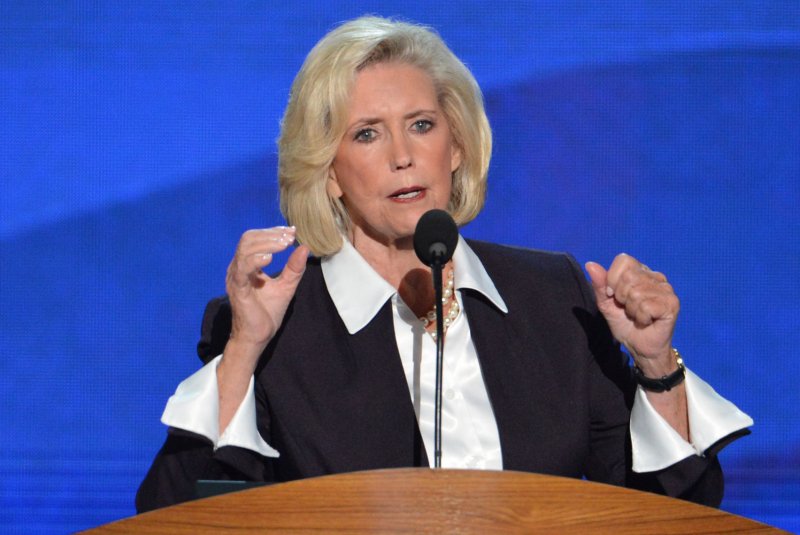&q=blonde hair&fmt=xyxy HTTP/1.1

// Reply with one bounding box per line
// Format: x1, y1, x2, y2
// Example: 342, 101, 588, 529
278, 16, 492, 256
